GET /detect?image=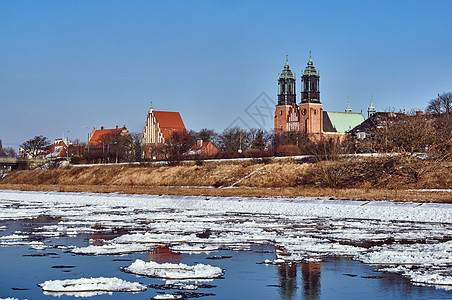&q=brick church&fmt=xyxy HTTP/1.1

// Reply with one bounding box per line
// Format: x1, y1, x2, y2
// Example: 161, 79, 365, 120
274, 55, 364, 139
